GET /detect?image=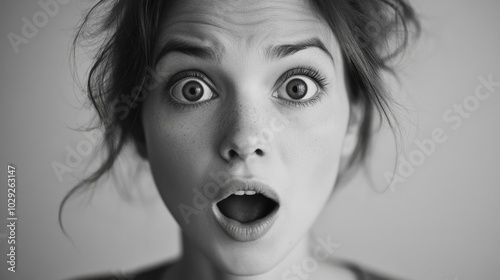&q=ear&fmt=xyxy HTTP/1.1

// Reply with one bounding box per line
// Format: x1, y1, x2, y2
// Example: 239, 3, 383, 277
341, 103, 363, 161
333, 103, 364, 189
